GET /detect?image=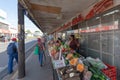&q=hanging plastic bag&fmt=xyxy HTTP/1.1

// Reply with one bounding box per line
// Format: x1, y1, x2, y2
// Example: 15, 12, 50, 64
34, 45, 39, 55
